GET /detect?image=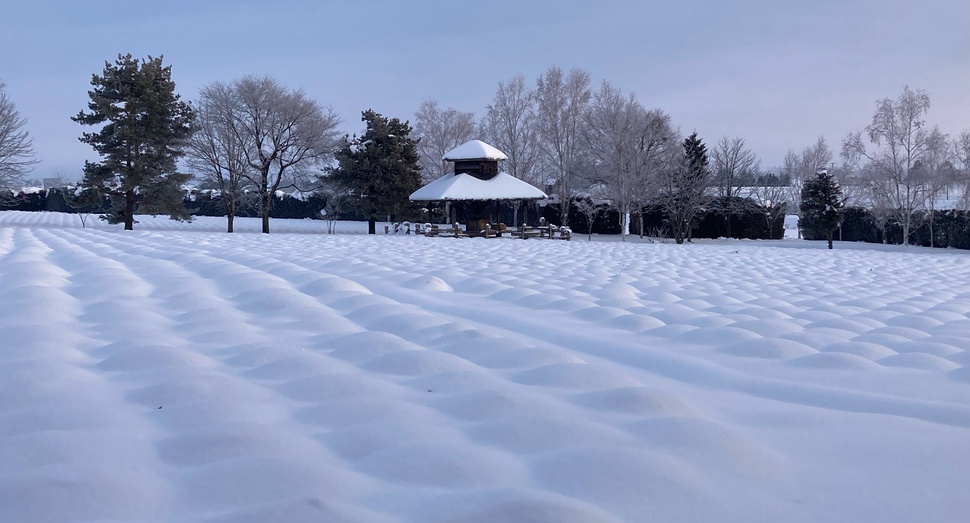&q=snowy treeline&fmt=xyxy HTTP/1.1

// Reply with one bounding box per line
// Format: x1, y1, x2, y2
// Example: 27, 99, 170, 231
4, 66, 968, 243
413, 75, 970, 244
